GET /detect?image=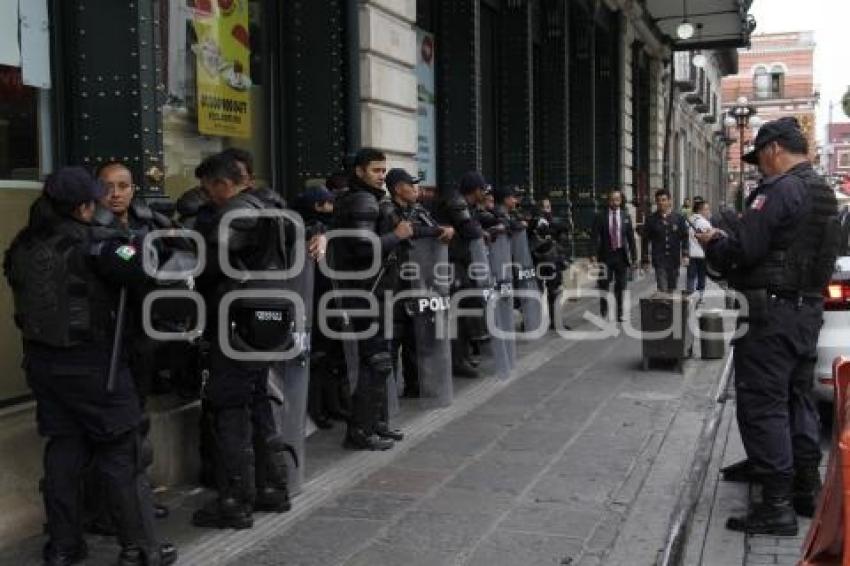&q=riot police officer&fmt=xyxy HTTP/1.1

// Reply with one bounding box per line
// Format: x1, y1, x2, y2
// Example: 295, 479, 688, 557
190, 152, 295, 529
294, 187, 350, 429
697, 117, 840, 535
379, 169, 453, 399
332, 148, 410, 450
529, 198, 572, 329
81, 162, 175, 537
4, 167, 176, 566
435, 172, 488, 377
